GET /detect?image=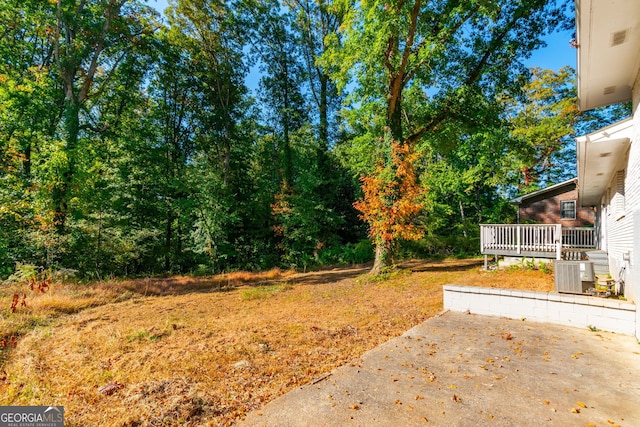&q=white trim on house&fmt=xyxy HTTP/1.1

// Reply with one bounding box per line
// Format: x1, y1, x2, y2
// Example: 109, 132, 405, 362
576, 118, 633, 207
576, 0, 640, 111
560, 200, 577, 220
510, 178, 576, 204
